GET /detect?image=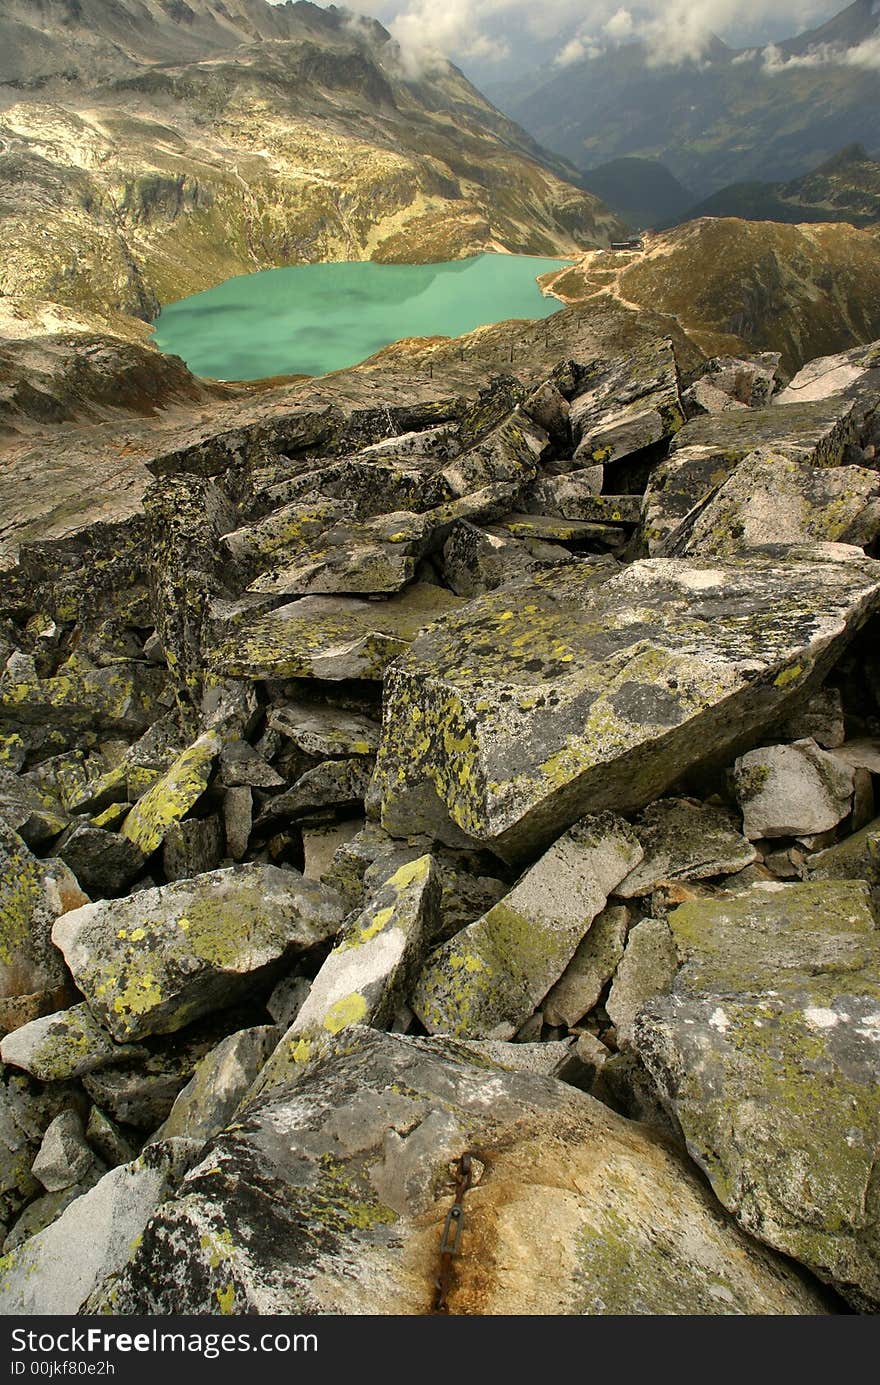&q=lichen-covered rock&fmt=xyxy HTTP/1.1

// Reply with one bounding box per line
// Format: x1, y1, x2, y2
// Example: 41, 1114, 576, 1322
641, 396, 861, 554
441, 411, 549, 495
120, 730, 220, 856
268, 703, 381, 758
0, 768, 70, 845
441, 520, 570, 598
616, 798, 757, 897
0, 1003, 146, 1082
88, 1028, 831, 1315
270, 855, 440, 1064
733, 739, 855, 840
0, 1140, 197, 1315
151, 1026, 279, 1148
664, 452, 880, 557
162, 815, 224, 882
569, 338, 683, 466
246, 513, 429, 598
212, 583, 464, 682
0, 821, 86, 1035
806, 816, 880, 883
606, 917, 679, 1046
411, 815, 641, 1039
633, 879, 880, 1309
0, 1072, 77, 1238
0, 654, 165, 740
31, 1109, 95, 1192
258, 758, 373, 824
375, 547, 880, 861
52, 864, 345, 1041
542, 903, 630, 1028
